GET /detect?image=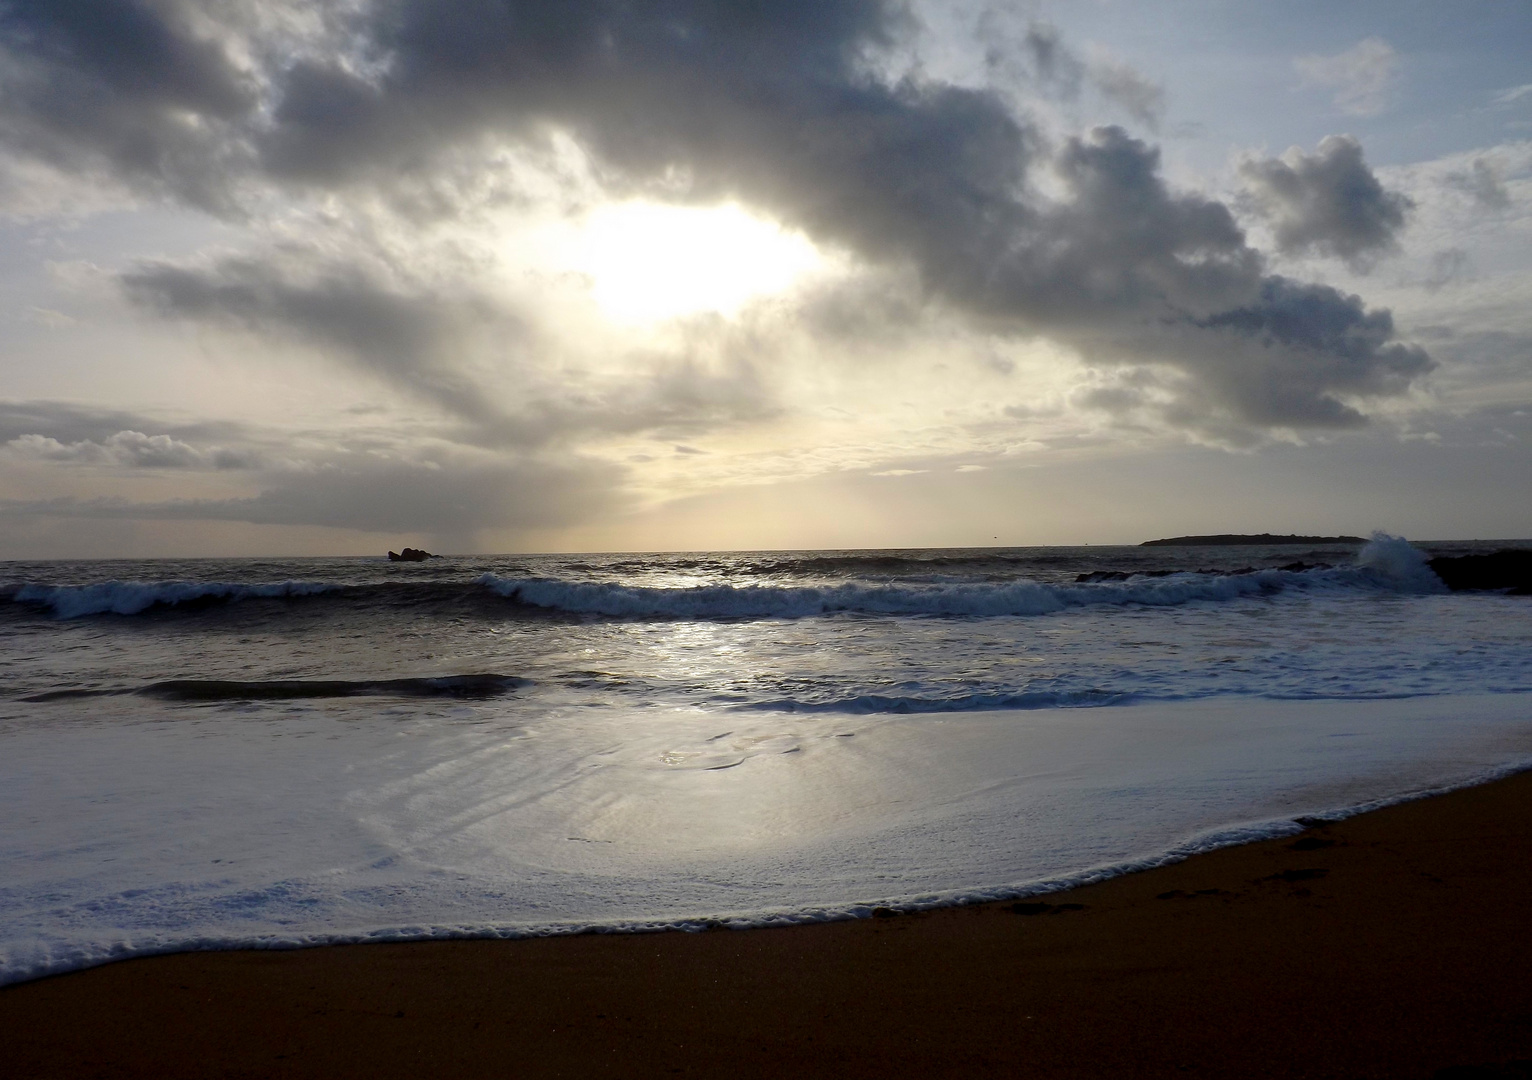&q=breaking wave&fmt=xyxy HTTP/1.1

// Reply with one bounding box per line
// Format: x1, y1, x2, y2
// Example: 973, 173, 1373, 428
476, 560, 1440, 620
6, 535, 1447, 622
10, 579, 341, 618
